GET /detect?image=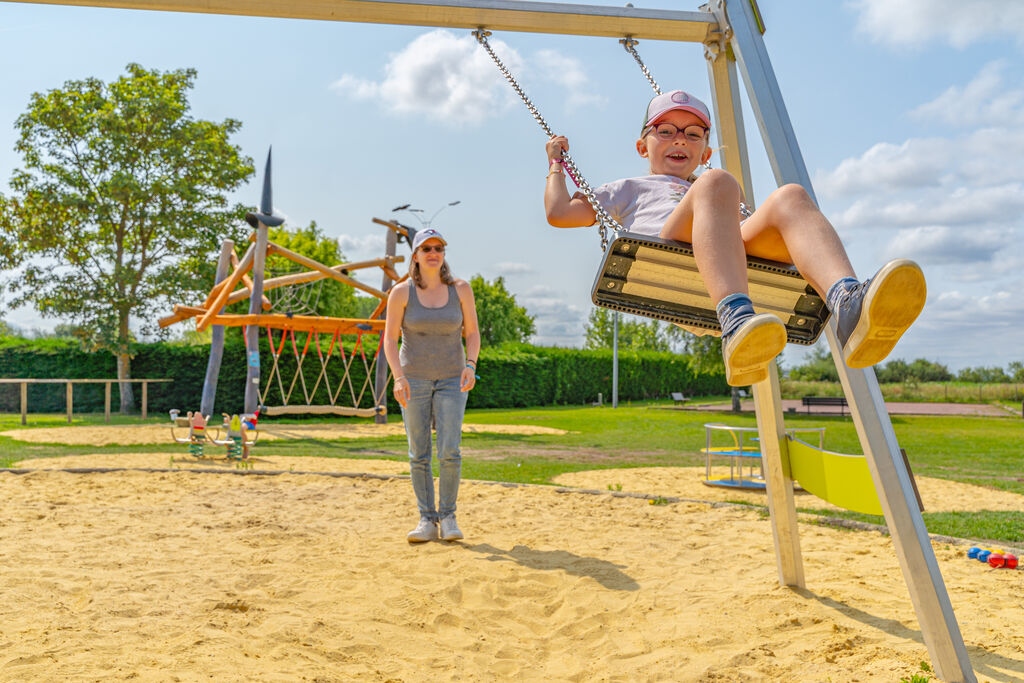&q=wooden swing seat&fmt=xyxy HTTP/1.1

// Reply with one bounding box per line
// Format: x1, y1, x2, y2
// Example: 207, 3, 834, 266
591, 233, 829, 345
261, 404, 383, 418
